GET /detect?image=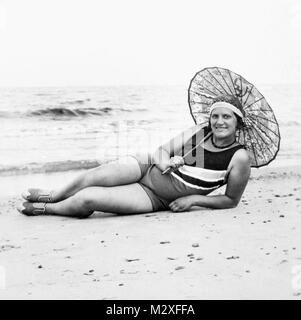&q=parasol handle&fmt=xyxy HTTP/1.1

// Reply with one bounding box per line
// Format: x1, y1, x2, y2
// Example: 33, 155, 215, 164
161, 166, 174, 175
161, 132, 212, 175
